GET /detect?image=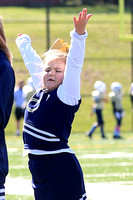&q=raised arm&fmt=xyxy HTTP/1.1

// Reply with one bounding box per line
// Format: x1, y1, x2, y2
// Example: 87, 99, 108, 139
57, 8, 92, 105
15, 34, 43, 91
73, 8, 92, 35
